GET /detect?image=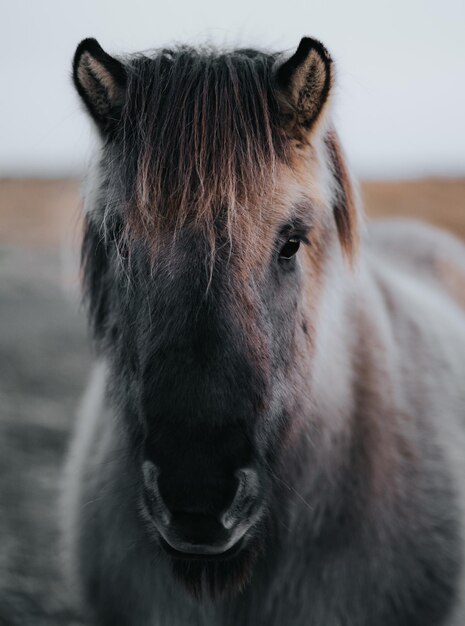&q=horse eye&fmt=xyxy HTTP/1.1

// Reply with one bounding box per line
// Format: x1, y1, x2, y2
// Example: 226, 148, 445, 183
279, 237, 301, 260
